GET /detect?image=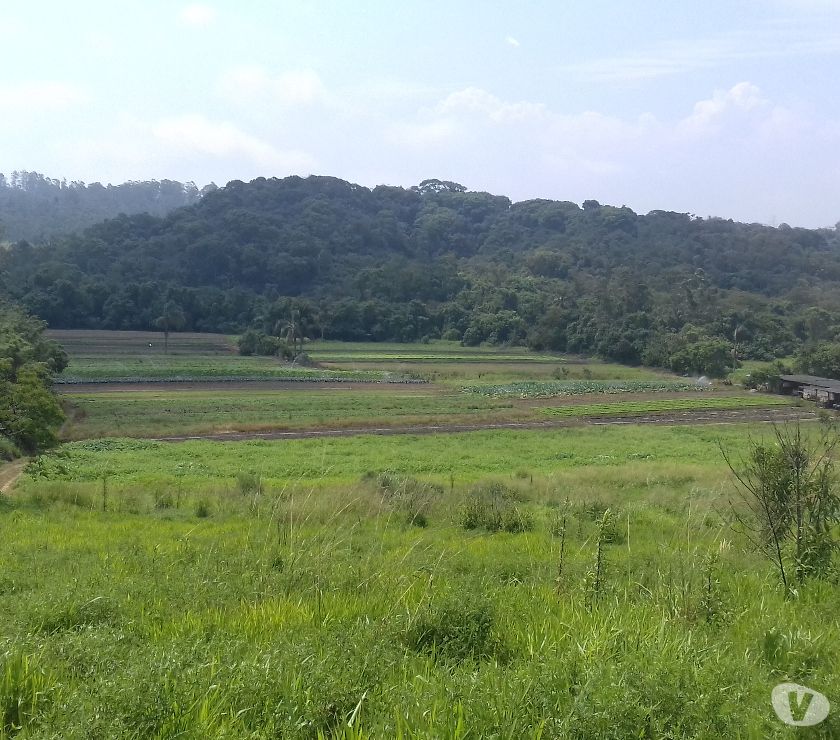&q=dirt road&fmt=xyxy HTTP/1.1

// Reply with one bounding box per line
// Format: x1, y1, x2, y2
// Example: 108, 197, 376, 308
54, 380, 429, 393
0, 459, 27, 493
153, 406, 815, 443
